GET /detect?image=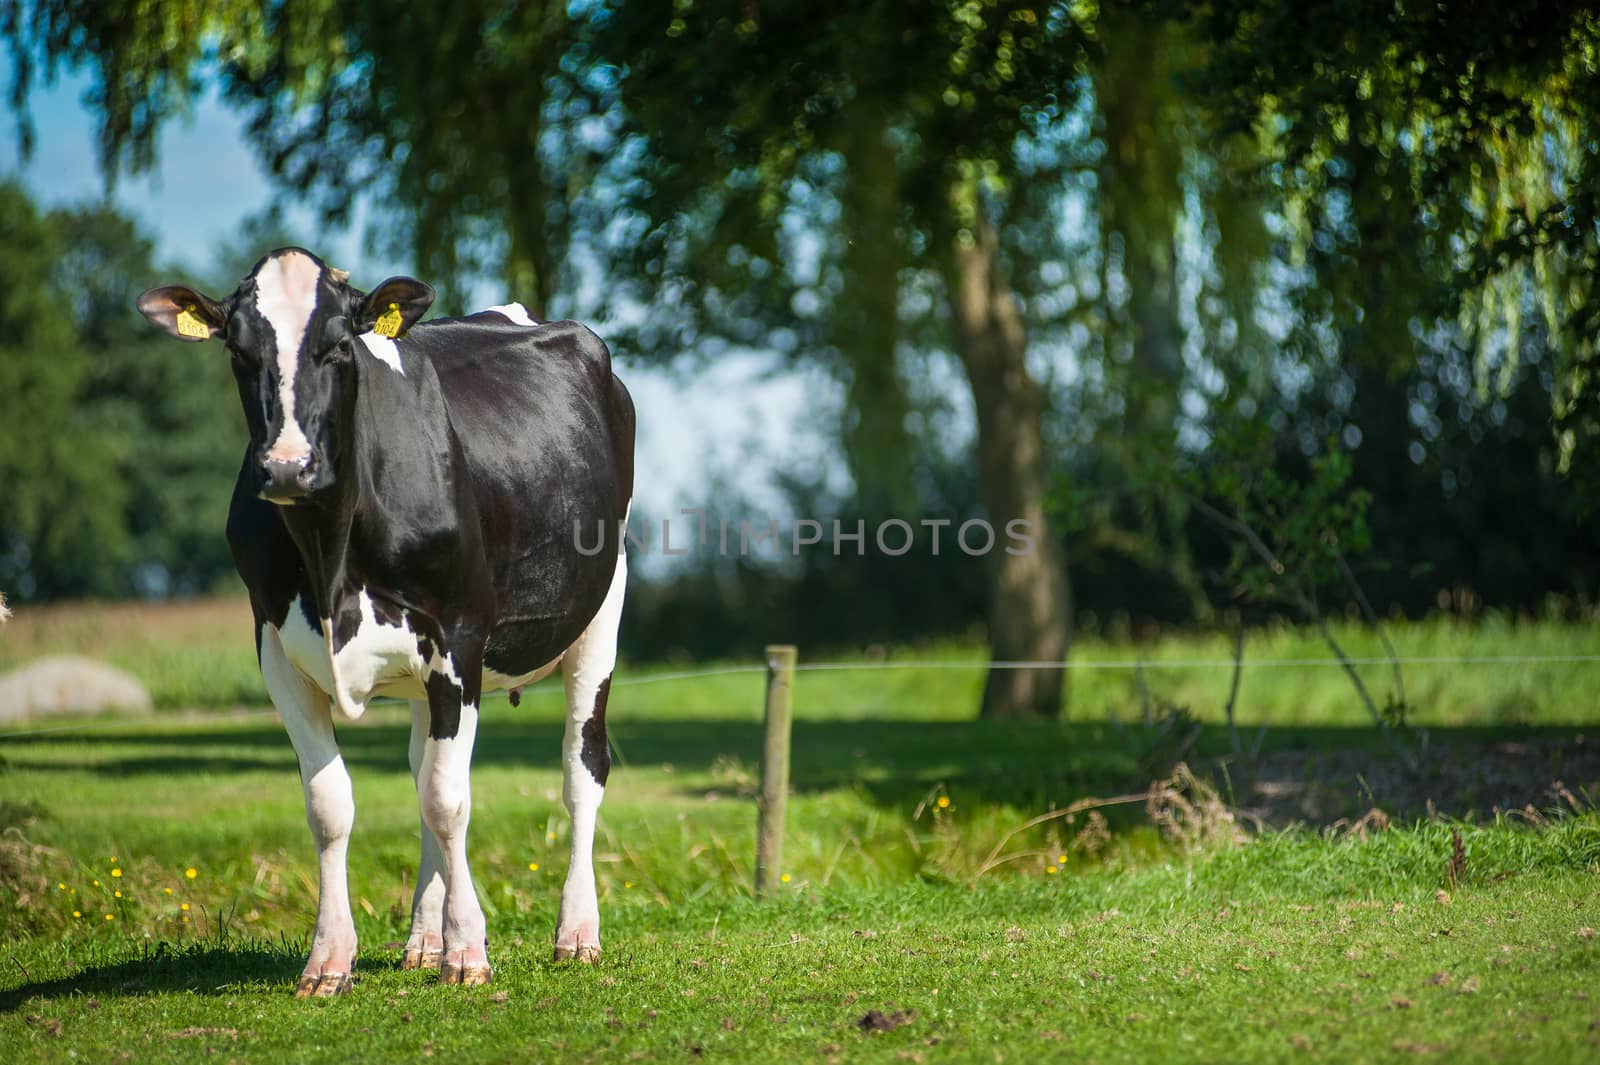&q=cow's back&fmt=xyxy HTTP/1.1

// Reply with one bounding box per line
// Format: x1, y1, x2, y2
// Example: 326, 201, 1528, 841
400, 315, 633, 678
